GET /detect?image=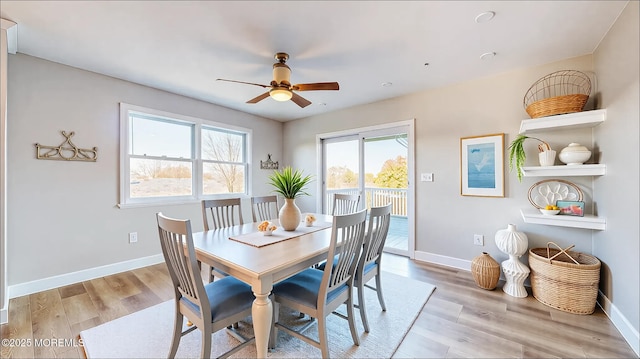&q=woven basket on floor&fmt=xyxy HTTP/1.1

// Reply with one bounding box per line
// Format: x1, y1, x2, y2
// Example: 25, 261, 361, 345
524, 70, 591, 118
529, 242, 601, 315
471, 252, 500, 290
